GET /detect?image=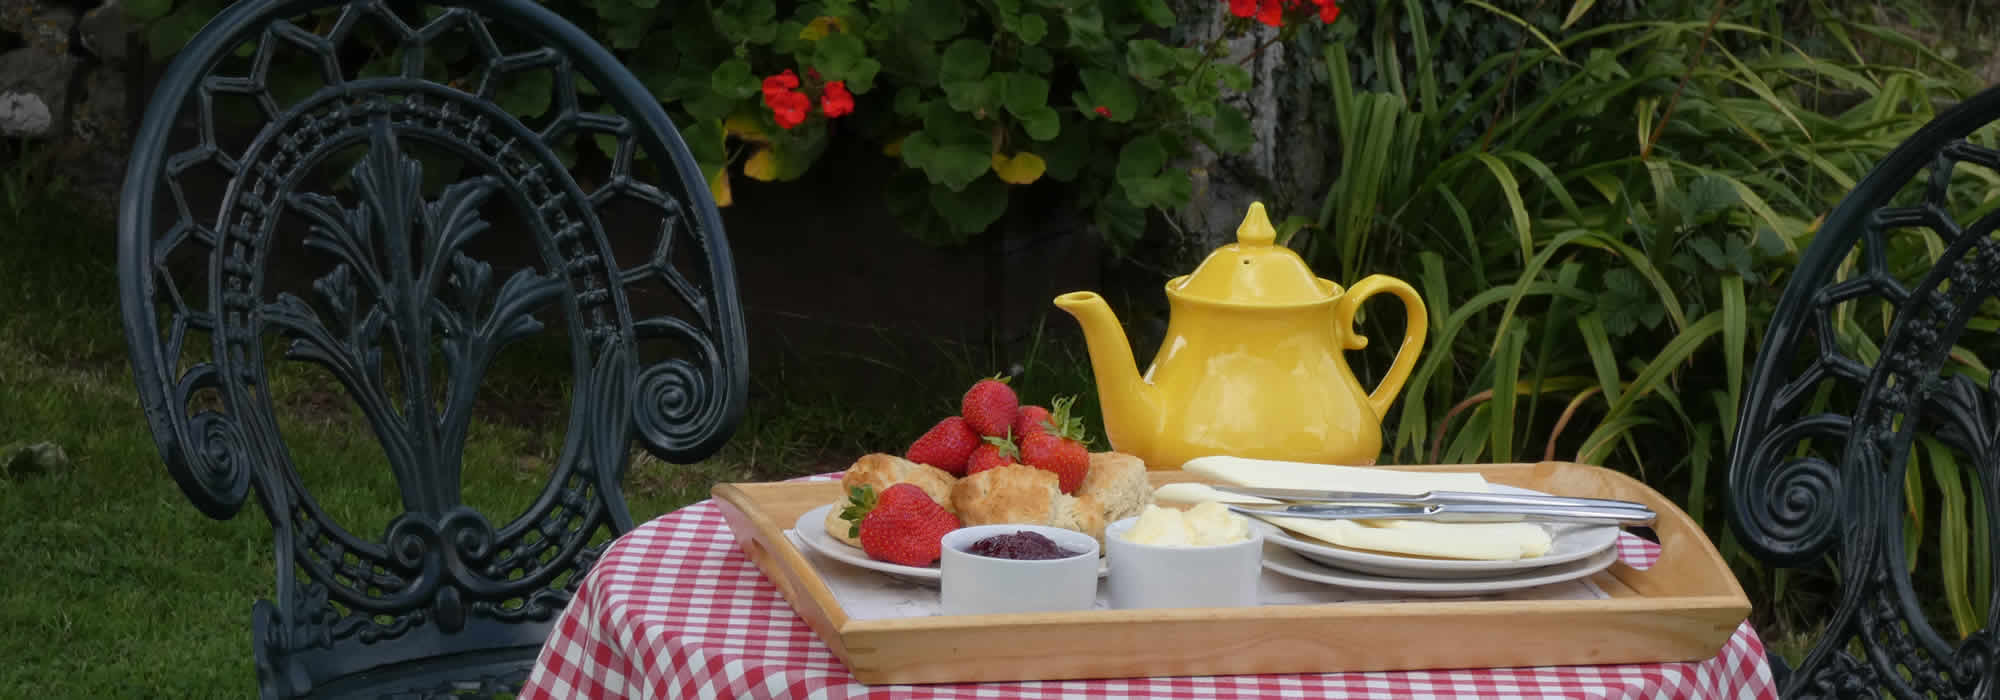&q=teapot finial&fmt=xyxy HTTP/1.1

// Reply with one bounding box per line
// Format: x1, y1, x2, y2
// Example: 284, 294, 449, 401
1236, 201, 1276, 246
